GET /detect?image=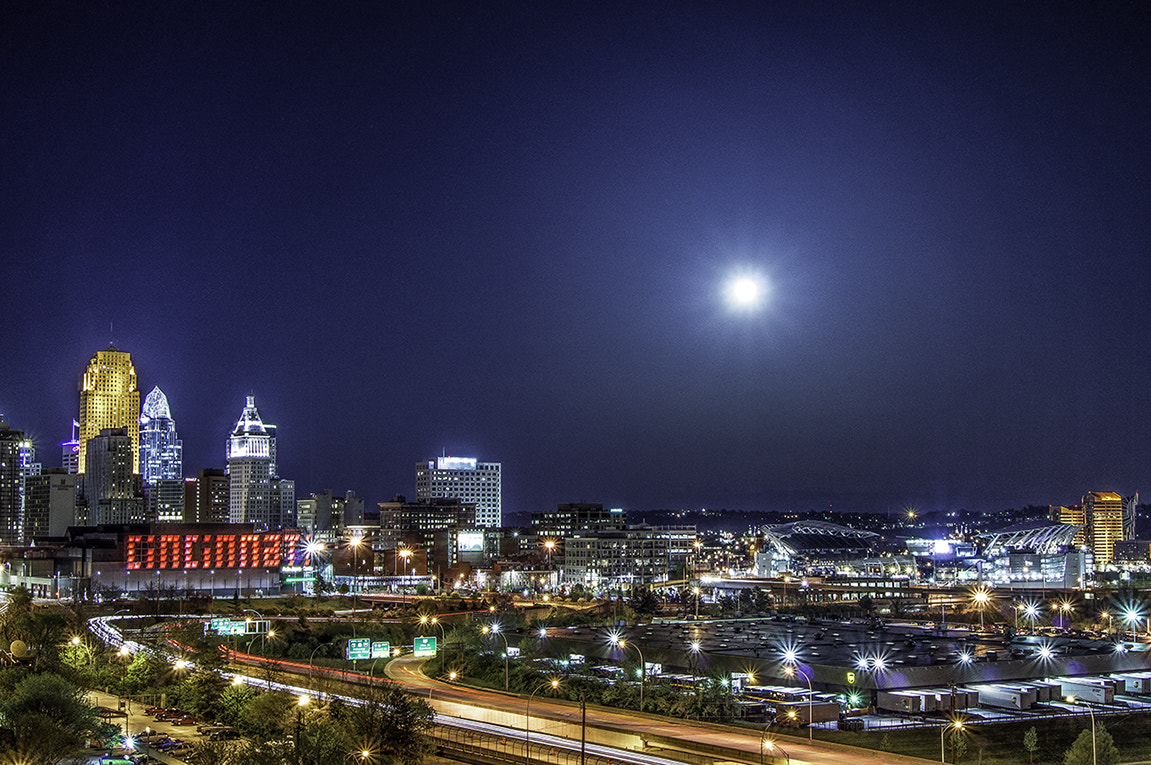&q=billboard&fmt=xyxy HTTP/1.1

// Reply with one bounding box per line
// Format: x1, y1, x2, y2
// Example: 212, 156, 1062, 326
413, 636, 437, 657
457, 530, 485, 552
346, 638, 371, 661
437, 457, 477, 471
